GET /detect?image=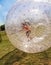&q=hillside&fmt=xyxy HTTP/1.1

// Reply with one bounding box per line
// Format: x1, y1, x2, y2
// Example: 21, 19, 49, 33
0, 31, 51, 65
